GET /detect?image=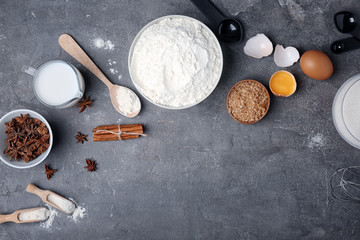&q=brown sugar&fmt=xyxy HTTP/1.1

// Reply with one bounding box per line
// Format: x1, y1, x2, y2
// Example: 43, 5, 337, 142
227, 80, 270, 124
